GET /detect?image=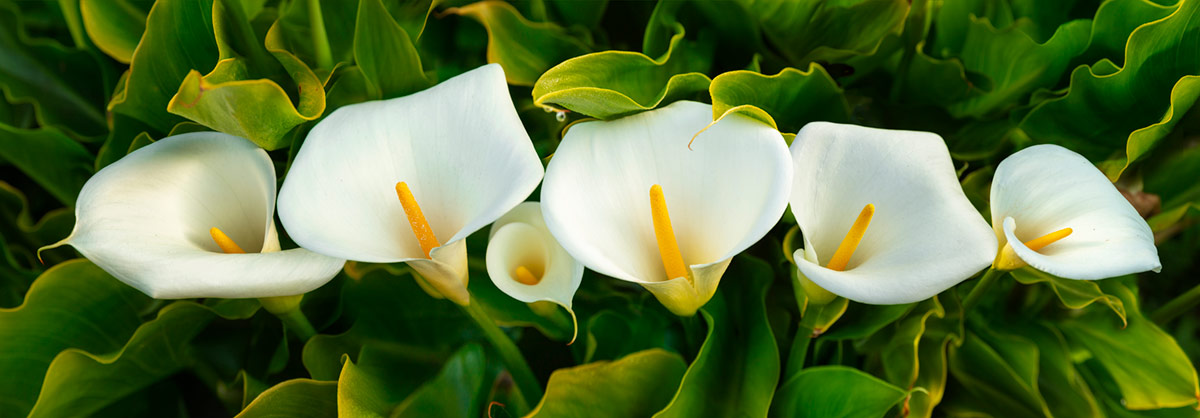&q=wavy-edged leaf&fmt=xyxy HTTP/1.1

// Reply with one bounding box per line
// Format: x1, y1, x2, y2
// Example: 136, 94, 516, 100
353, 0, 430, 100
655, 256, 779, 417
446, 1, 590, 86
1010, 267, 1127, 325
1020, 0, 1200, 178
739, 0, 908, 65
389, 344, 487, 418
709, 64, 850, 134
236, 379, 337, 418
109, 0, 219, 133
0, 123, 93, 205
28, 299, 258, 417
79, 0, 147, 64
0, 2, 108, 136
532, 27, 710, 119
1058, 280, 1200, 410
529, 348, 686, 418
0, 260, 151, 418
769, 366, 907, 418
